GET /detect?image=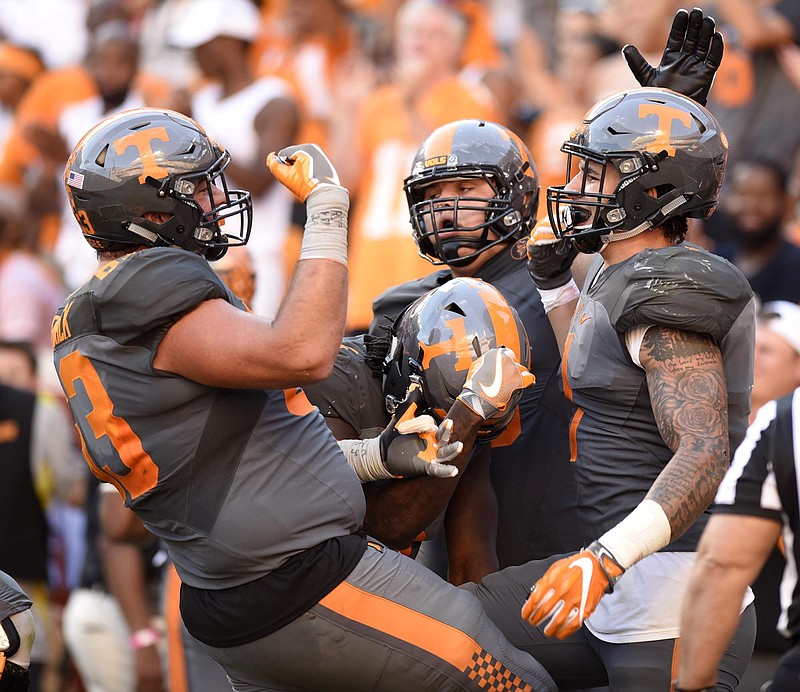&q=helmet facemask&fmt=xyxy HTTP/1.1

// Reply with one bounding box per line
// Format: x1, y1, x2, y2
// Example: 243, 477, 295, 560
407, 168, 530, 267
547, 145, 674, 254
139, 150, 253, 261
